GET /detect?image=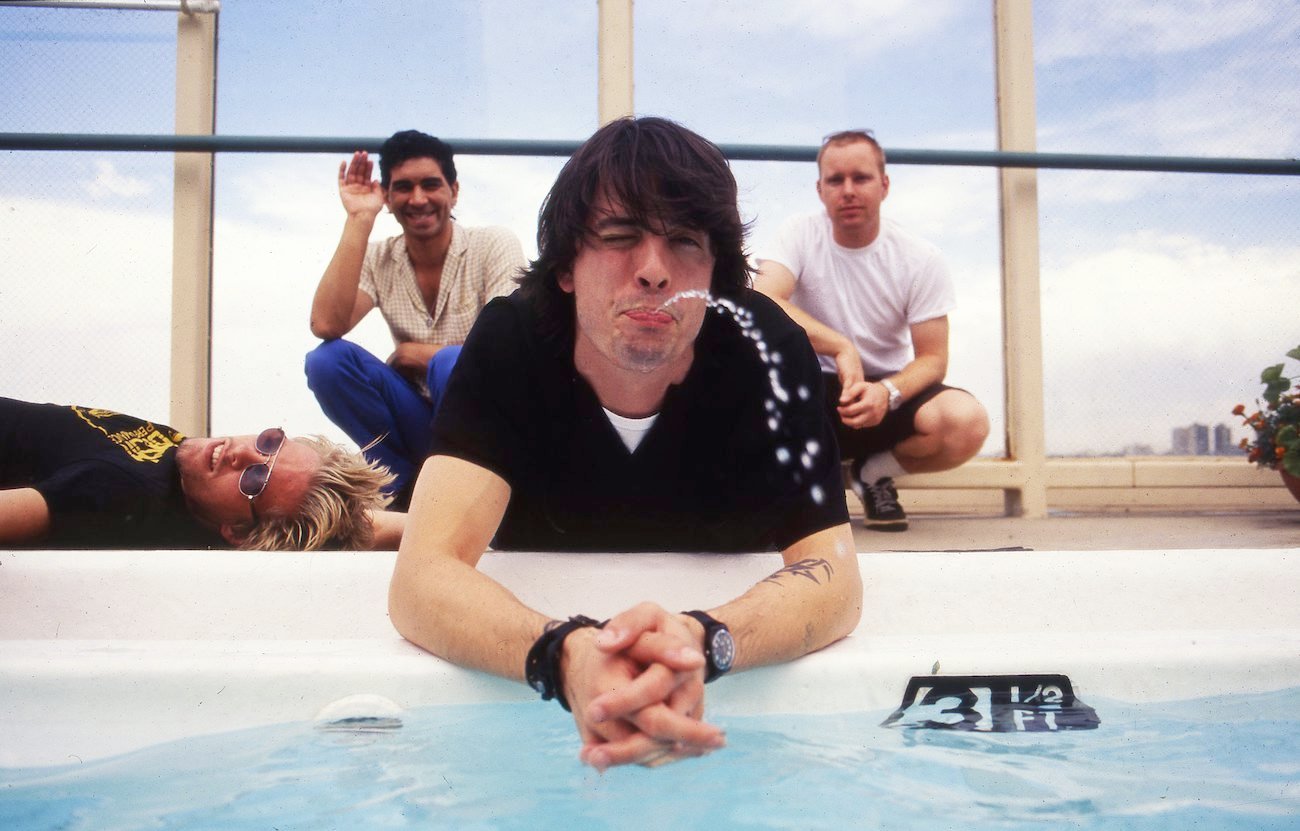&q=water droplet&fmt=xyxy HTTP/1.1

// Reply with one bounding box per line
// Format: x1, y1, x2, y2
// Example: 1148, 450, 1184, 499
656, 288, 826, 506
